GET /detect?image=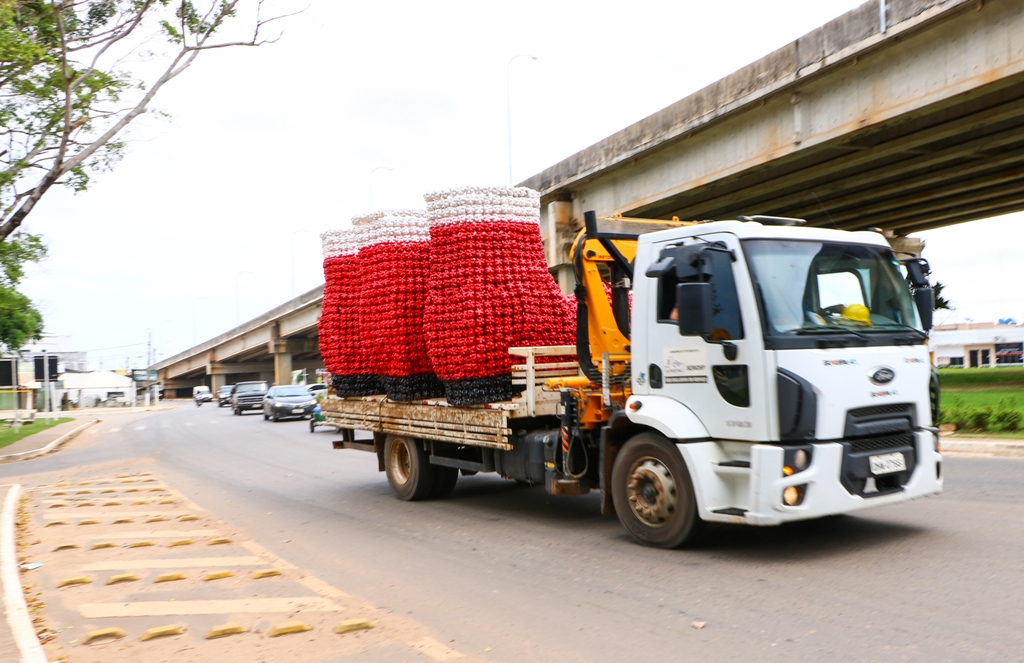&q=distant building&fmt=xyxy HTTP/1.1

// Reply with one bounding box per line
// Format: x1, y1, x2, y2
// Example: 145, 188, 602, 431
932, 322, 1024, 368
17, 336, 89, 383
